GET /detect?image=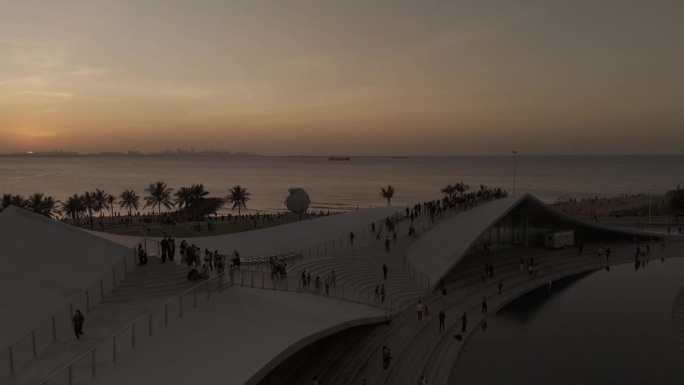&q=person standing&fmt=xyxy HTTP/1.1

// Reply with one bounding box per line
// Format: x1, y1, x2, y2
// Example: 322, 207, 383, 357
439, 309, 446, 331
498, 281, 503, 295
489, 263, 494, 277
461, 312, 467, 333
606, 248, 611, 260
393, 232, 397, 244
424, 305, 430, 320
481, 267, 486, 283
72, 310, 85, 340
385, 236, 390, 251
380, 285, 386, 302
481, 296, 488, 315
416, 301, 424, 320
168, 238, 176, 261
350, 231, 355, 246
383, 264, 388, 280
